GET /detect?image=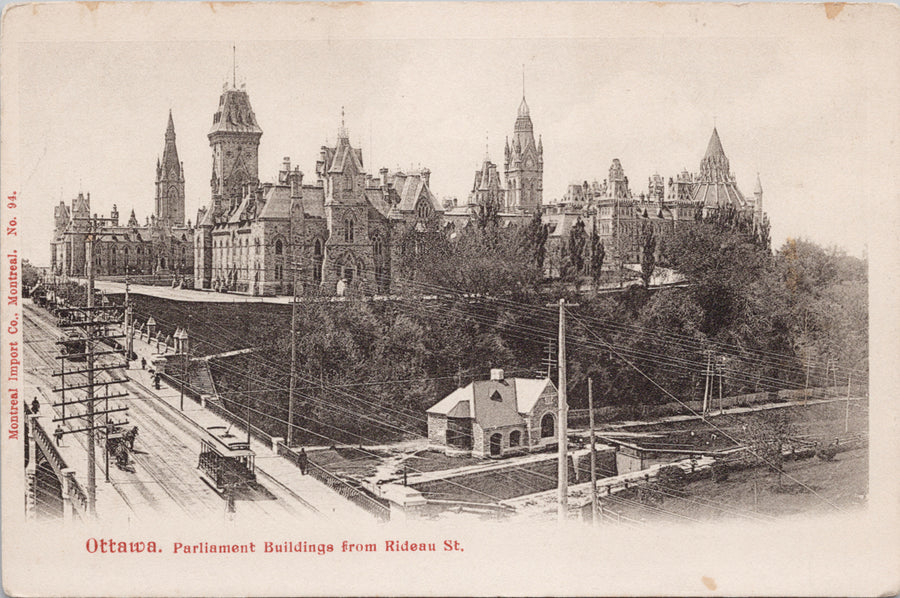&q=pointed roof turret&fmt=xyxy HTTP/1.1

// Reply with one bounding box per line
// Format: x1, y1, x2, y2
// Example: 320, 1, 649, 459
161, 111, 181, 174
165, 109, 175, 139
692, 127, 747, 209
127, 208, 138, 227
518, 96, 530, 118
208, 85, 263, 137
698, 126, 731, 183
754, 172, 763, 195
704, 127, 726, 161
